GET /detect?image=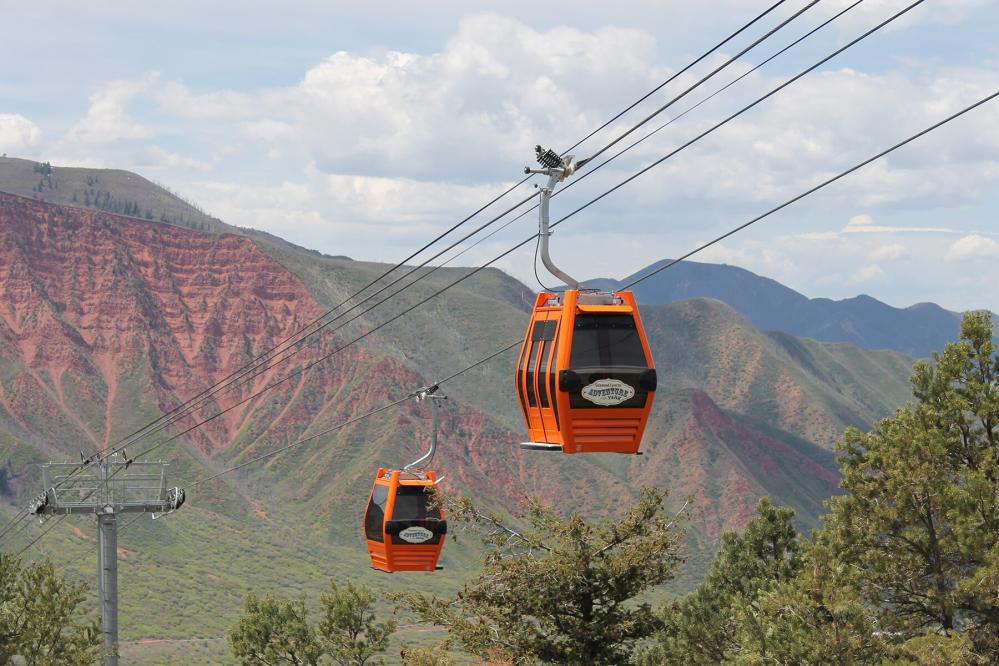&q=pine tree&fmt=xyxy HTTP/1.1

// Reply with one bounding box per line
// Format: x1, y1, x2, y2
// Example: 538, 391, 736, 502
228, 580, 395, 665
318, 580, 395, 666
728, 537, 891, 665
227, 593, 320, 666
822, 311, 999, 659
400, 643, 455, 665
399, 488, 683, 665
636, 498, 802, 665
698, 312, 999, 664
0, 554, 99, 665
